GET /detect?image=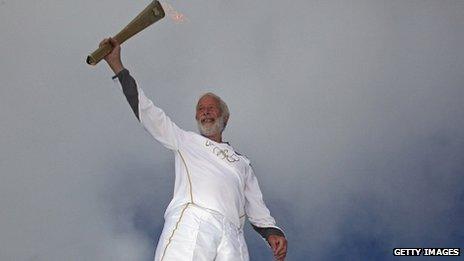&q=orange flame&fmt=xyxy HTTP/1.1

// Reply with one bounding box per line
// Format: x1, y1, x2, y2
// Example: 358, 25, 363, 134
161, 2, 189, 24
